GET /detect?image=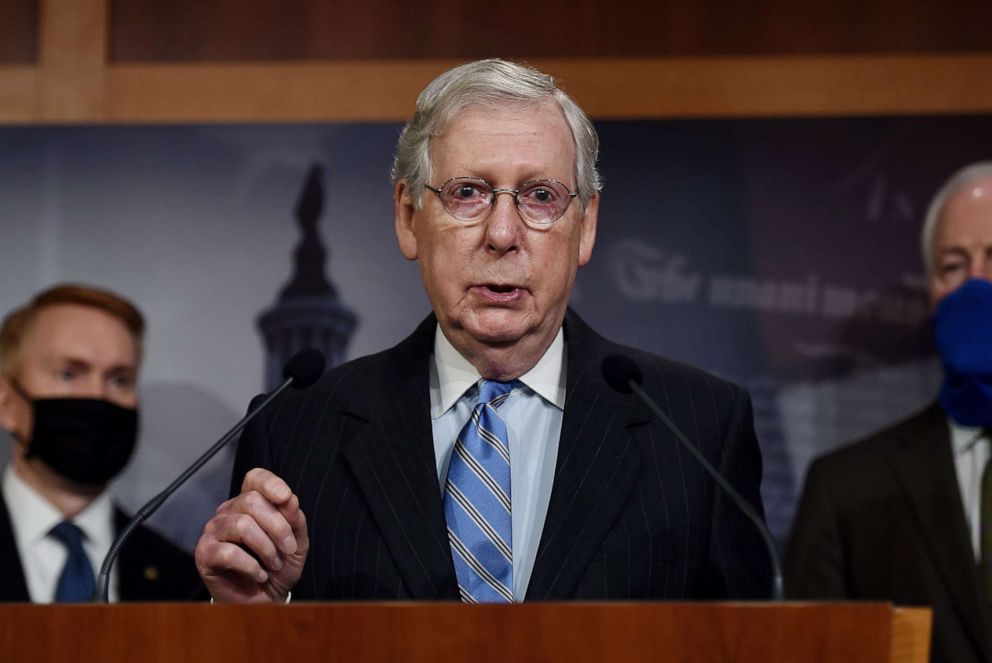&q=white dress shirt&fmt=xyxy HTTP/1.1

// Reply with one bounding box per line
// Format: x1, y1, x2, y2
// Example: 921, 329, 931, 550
1, 464, 118, 602
430, 326, 565, 601
950, 420, 992, 561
